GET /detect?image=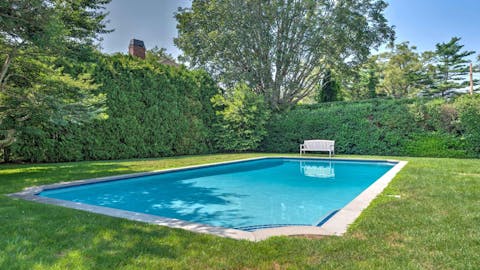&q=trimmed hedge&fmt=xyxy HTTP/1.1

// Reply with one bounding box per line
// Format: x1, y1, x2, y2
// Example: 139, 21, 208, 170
7, 52, 480, 162
11, 54, 218, 162
262, 96, 480, 158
